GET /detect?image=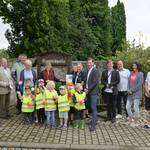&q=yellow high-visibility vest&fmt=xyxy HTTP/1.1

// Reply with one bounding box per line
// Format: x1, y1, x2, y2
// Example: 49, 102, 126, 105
35, 93, 44, 110
44, 89, 57, 110
22, 95, 34, 113
74, 92, 86, 110
58, 94, 70, 112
